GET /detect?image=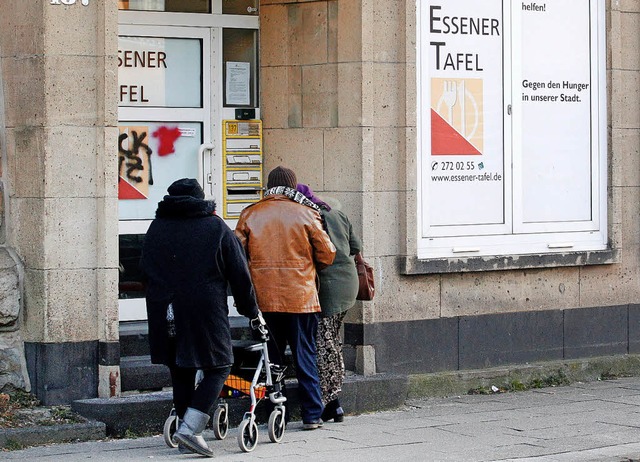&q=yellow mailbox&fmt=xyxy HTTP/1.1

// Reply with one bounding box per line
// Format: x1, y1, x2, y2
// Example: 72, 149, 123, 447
222, 120, 263, 219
